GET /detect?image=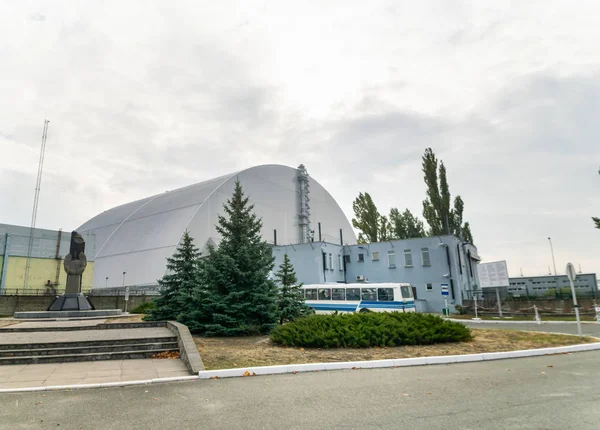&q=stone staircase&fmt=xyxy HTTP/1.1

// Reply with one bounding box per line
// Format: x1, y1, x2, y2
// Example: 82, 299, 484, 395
0, 324, 180, 365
